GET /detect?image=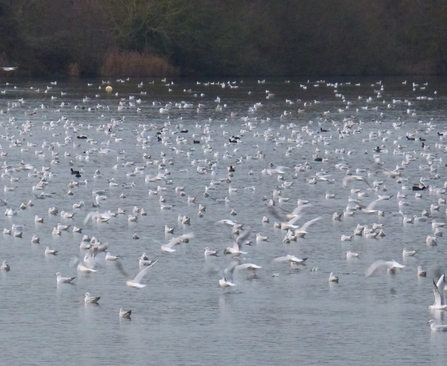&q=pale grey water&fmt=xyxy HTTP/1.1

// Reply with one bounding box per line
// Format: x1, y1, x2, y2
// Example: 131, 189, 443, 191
0, 76, 447, 365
